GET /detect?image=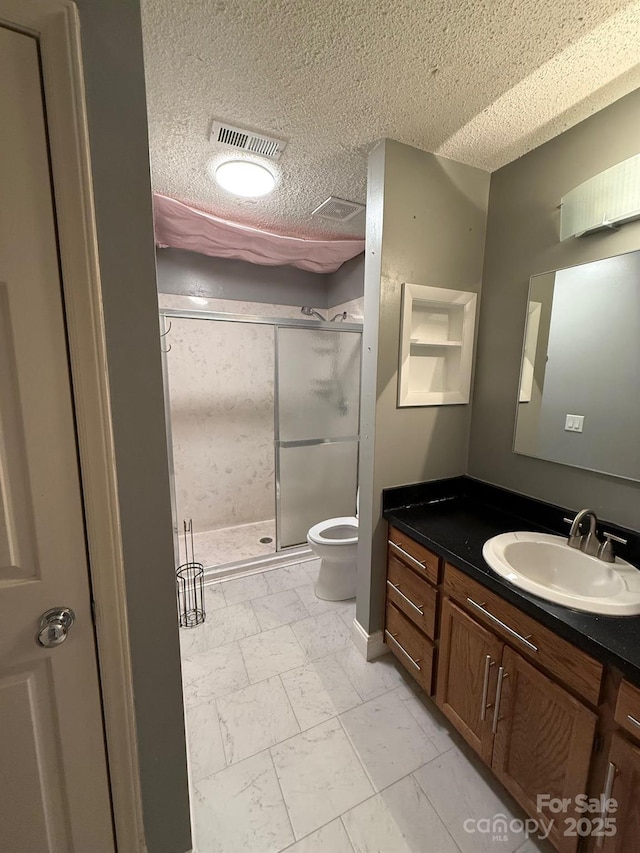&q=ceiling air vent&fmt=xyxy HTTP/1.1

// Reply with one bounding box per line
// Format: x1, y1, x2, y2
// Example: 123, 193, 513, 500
210, 120, 287, 162
311, 197, 365, 223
